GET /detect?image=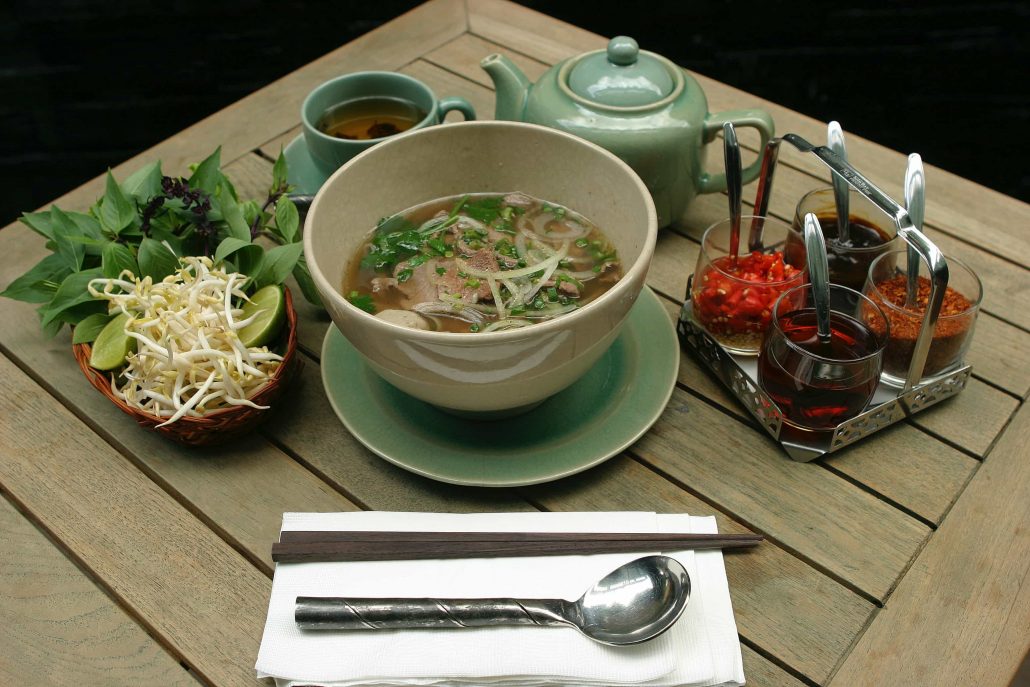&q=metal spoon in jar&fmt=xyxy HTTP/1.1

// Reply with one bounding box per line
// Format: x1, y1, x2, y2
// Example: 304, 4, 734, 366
748, 137, 782, 252
827, 121, 851, 246
295, 554, 690, 646
804, 212, 833, 346
903, 154, 926, 308
724, 122, 743, 261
